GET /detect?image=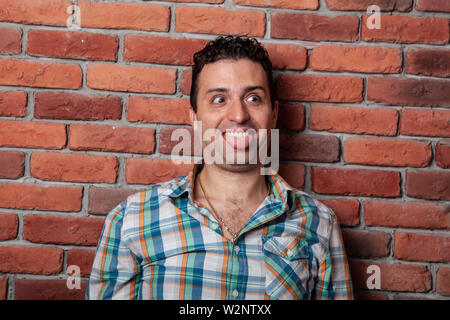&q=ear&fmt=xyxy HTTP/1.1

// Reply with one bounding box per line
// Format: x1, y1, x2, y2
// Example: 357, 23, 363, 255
271, 100, 279, 129
189, 107, 197, 126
